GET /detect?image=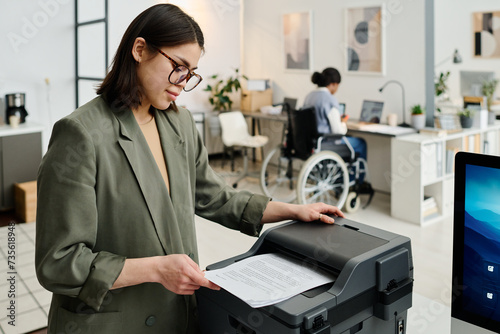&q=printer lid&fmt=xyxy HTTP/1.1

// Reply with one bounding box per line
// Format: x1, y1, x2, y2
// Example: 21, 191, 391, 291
263, 220, 388, 272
